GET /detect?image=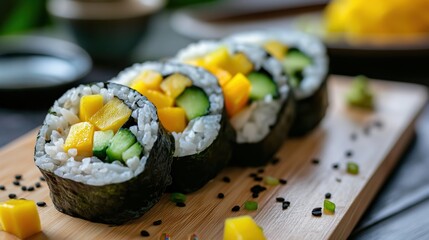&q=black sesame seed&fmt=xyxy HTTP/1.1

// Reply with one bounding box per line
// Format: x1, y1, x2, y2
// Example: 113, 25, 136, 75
231, 205, 240, 212
222, 176, 231, 183
363, 126, 371, 135
35, 182, 41, 188
252, 193, 259, 198
153, 220, 162, 226
346, 150, 353, 157
15, 175, 22, 180
217, 193, 225, 199
374, 120, 383, 128
312, 158, 320, 165
276, 197, 285, 203
271, 157, 280, 165
27, 186, 35, 192
350, 133, 357, 141
279, 179, 287, 185
336, 178, 342, 183
325, 193, 332, 199
21, 186, 27, 191
282, 201, 290, 210
254, 176, 263, 182
332, 163, 339, 169
0, 185, 5, 190
250, 185, 266, 194
249, 173, 257, 178
312, 207, 322, 217
140, 230, 150, 237
13, 181, 20, 186
40, 176, 46, 181
37, 201, 47, 207
257, 169, 264, 173
176, 202, 186, 207
8, 193, 16, 199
